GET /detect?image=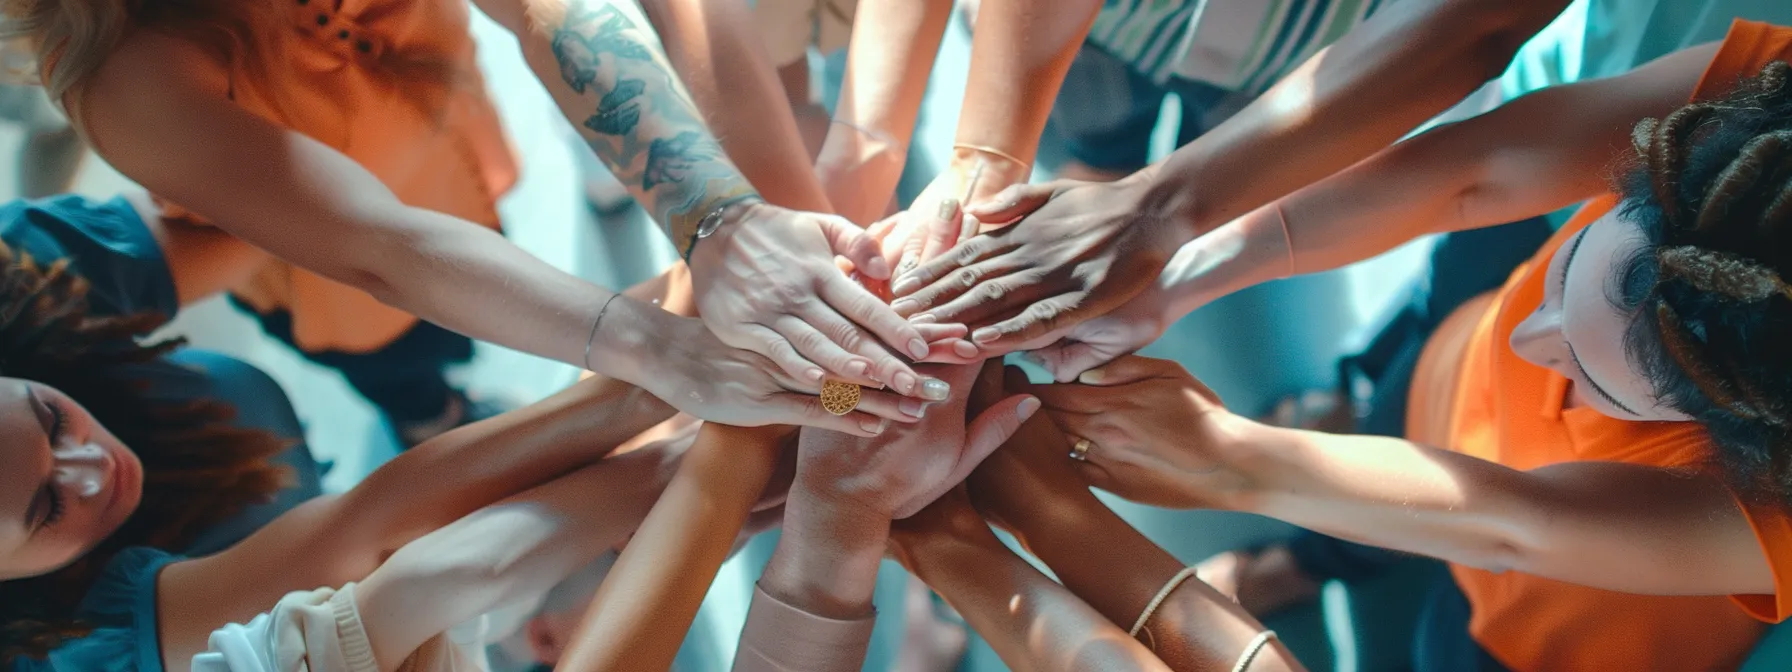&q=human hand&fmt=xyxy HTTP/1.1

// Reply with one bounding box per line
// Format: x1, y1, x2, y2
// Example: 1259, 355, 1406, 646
880, 149, 1032, 276
888, 173, 1191, 354
1021, 278, 1176, 382
638, 309, 929, 437
796, 363, 1039, 520
1022, 356, 1253, 509
962, 364, 1097, 541
687, 200, 939, 398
